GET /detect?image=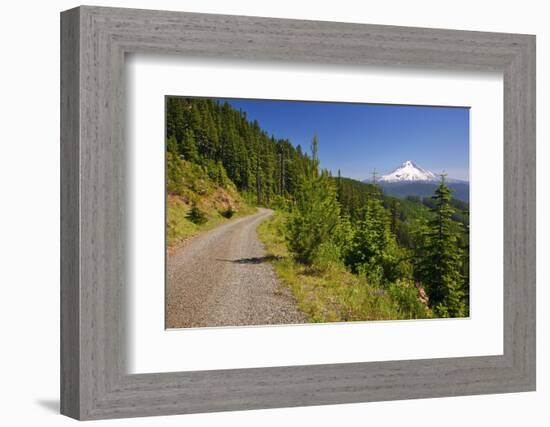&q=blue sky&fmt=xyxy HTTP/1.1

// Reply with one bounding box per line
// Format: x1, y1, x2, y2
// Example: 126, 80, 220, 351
223, 98, 469, 181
